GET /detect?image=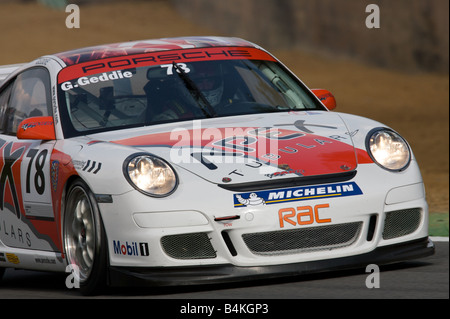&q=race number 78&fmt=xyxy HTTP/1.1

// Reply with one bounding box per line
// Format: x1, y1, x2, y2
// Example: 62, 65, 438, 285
25, 148, 48, 195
